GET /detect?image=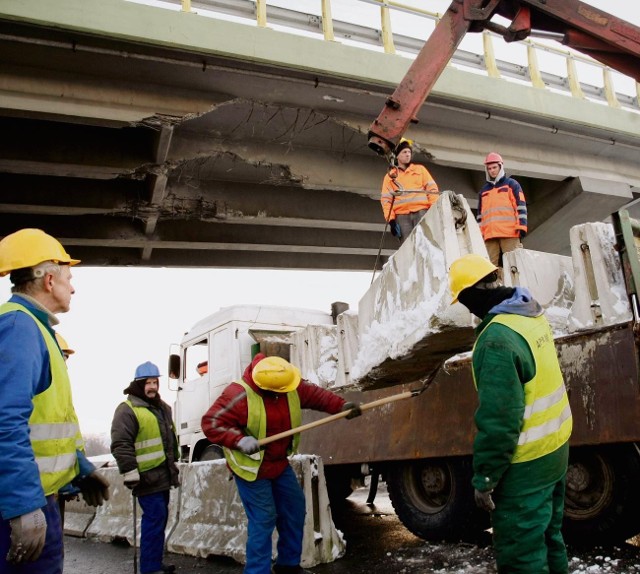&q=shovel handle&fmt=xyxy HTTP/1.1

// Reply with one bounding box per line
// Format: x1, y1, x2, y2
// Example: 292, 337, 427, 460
257, 390, 413, 447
